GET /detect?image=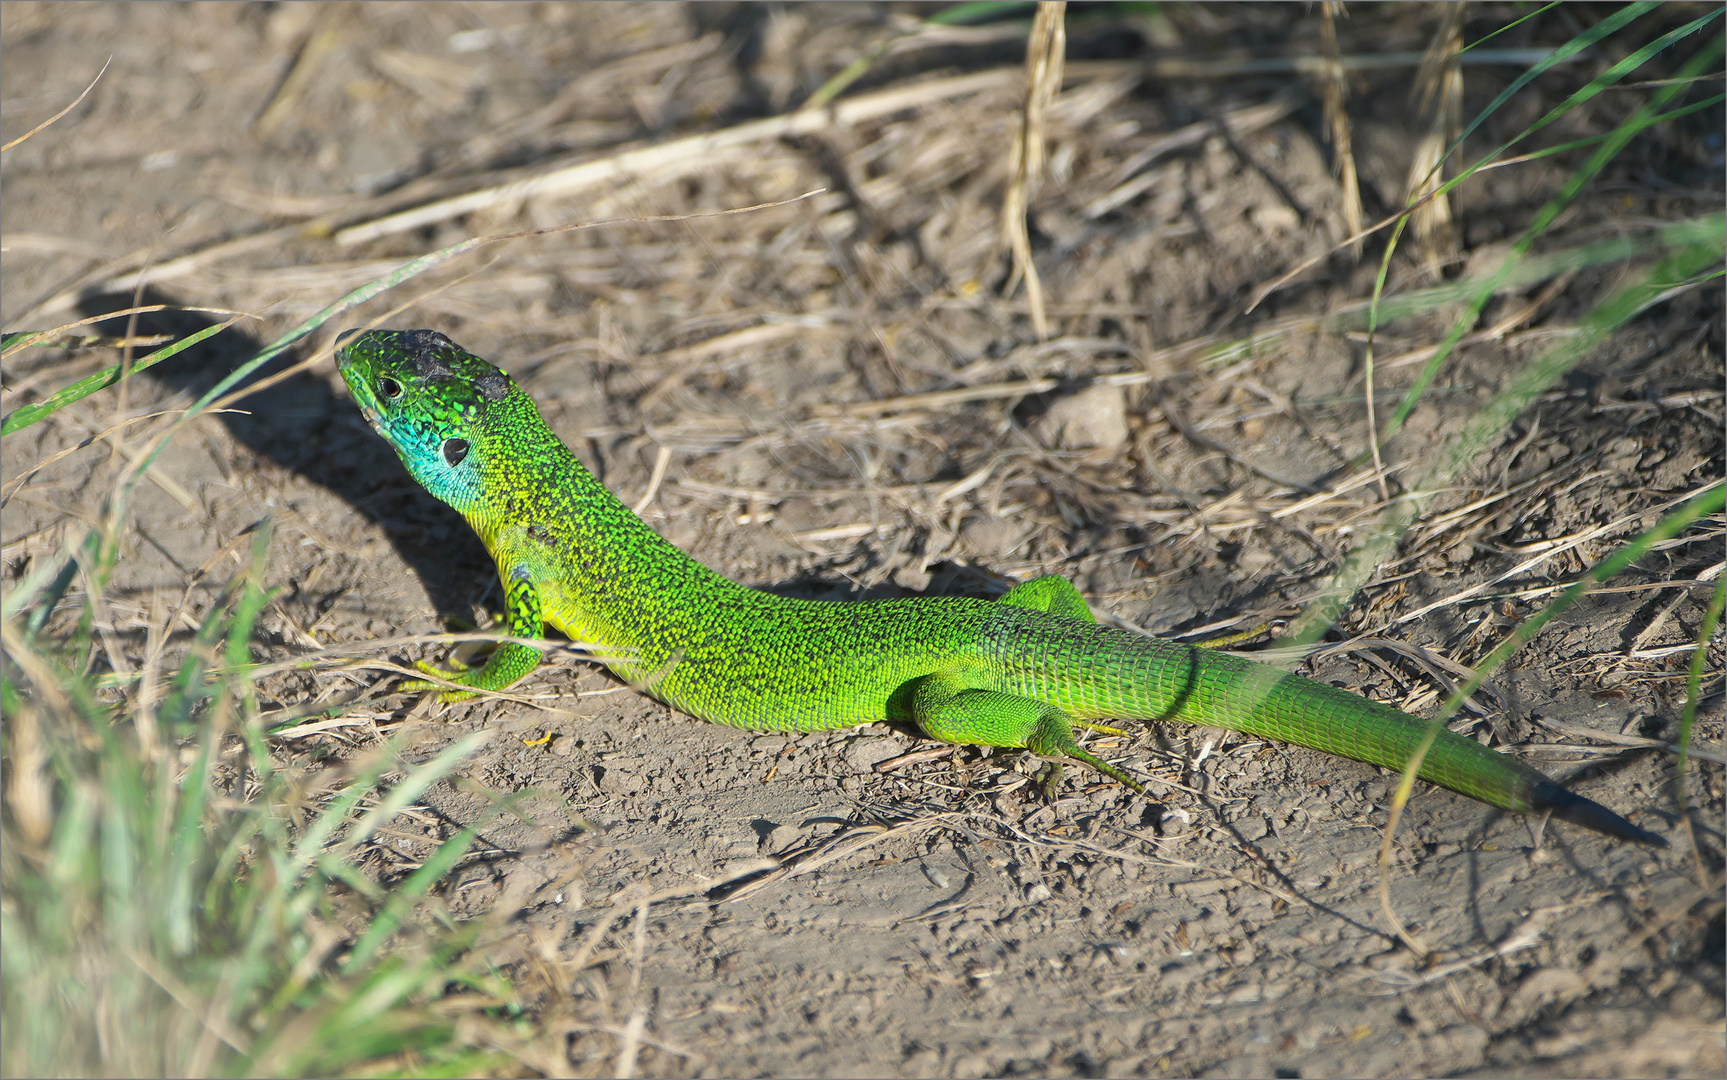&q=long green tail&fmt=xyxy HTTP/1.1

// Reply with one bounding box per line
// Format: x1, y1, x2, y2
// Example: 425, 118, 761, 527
1006, 619, 1663, 844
